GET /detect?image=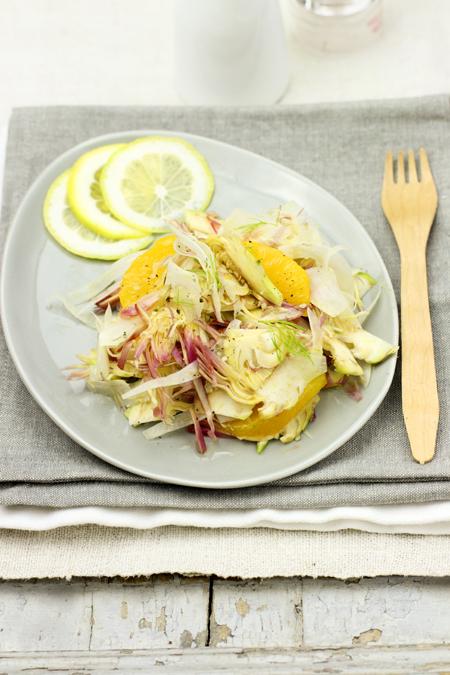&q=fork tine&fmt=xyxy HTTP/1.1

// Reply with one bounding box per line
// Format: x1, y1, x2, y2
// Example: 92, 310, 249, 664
408, 149, 418, 183
383, 150, 394, 185
419, 147, 433, 183
397, 151, 405, 183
